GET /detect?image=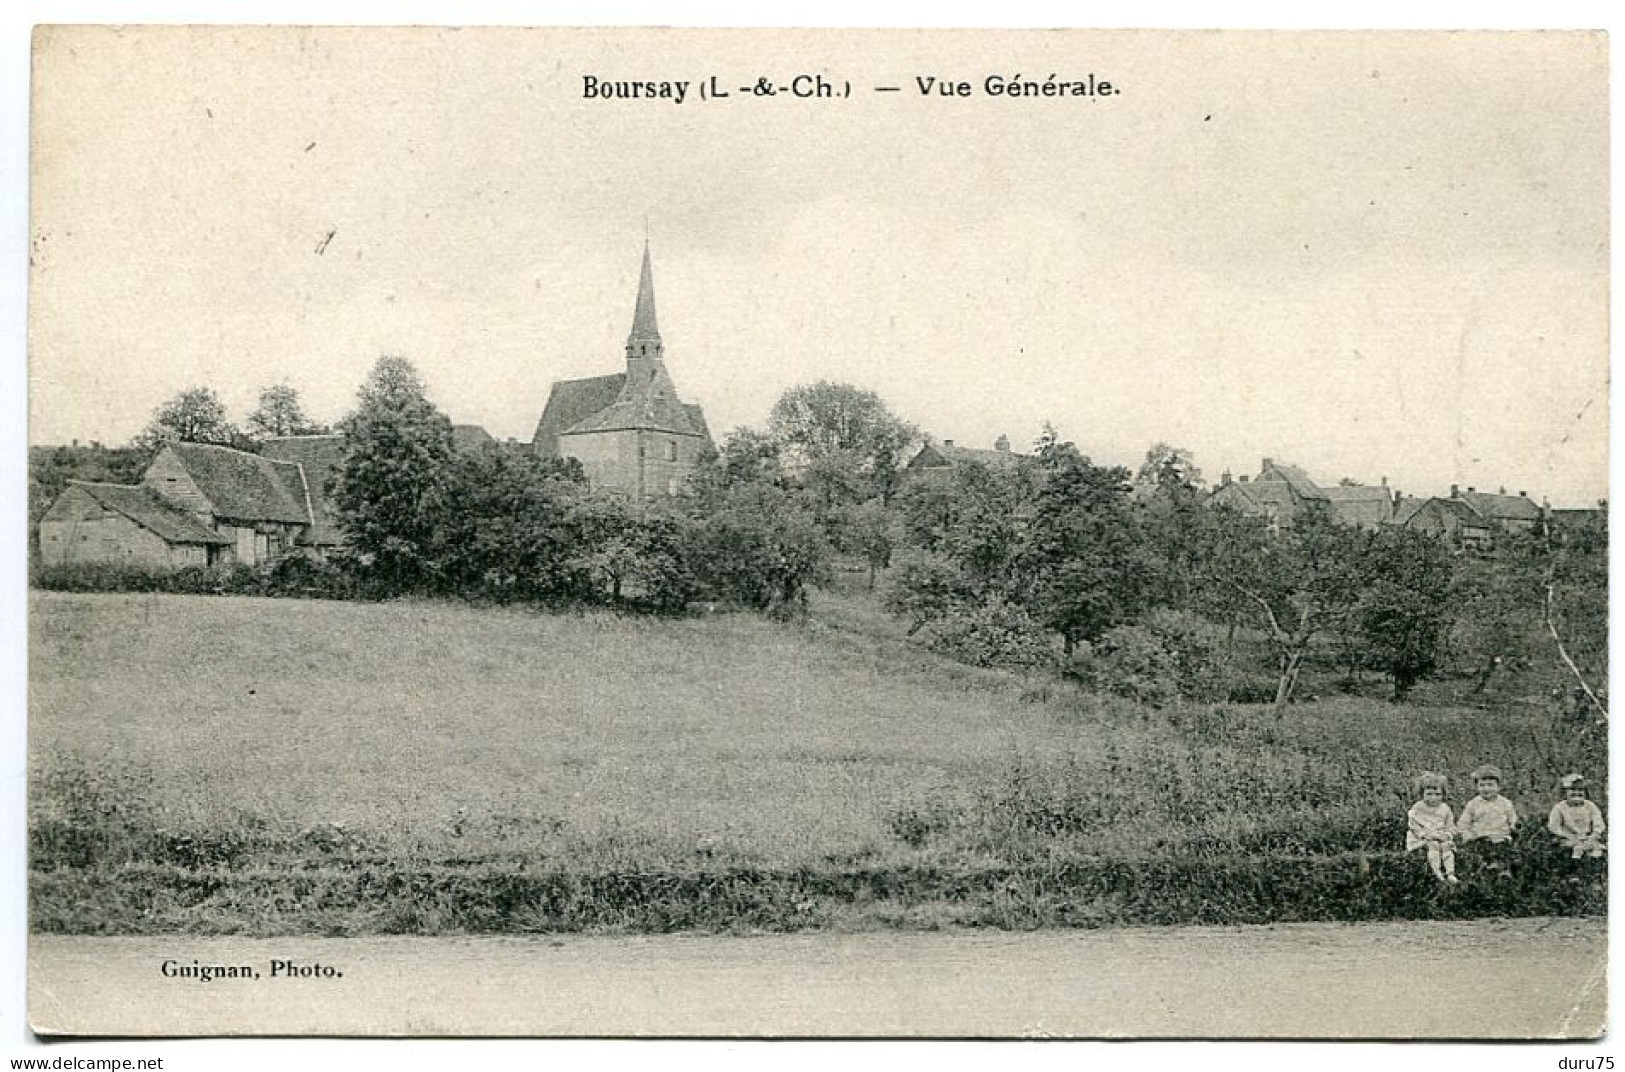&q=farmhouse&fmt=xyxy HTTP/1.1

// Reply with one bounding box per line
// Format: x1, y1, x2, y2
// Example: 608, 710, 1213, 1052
1207, 458, 1394, 531
39, 439, 335, 569
904, 435, 1024, 478
532, 244, 714, 498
